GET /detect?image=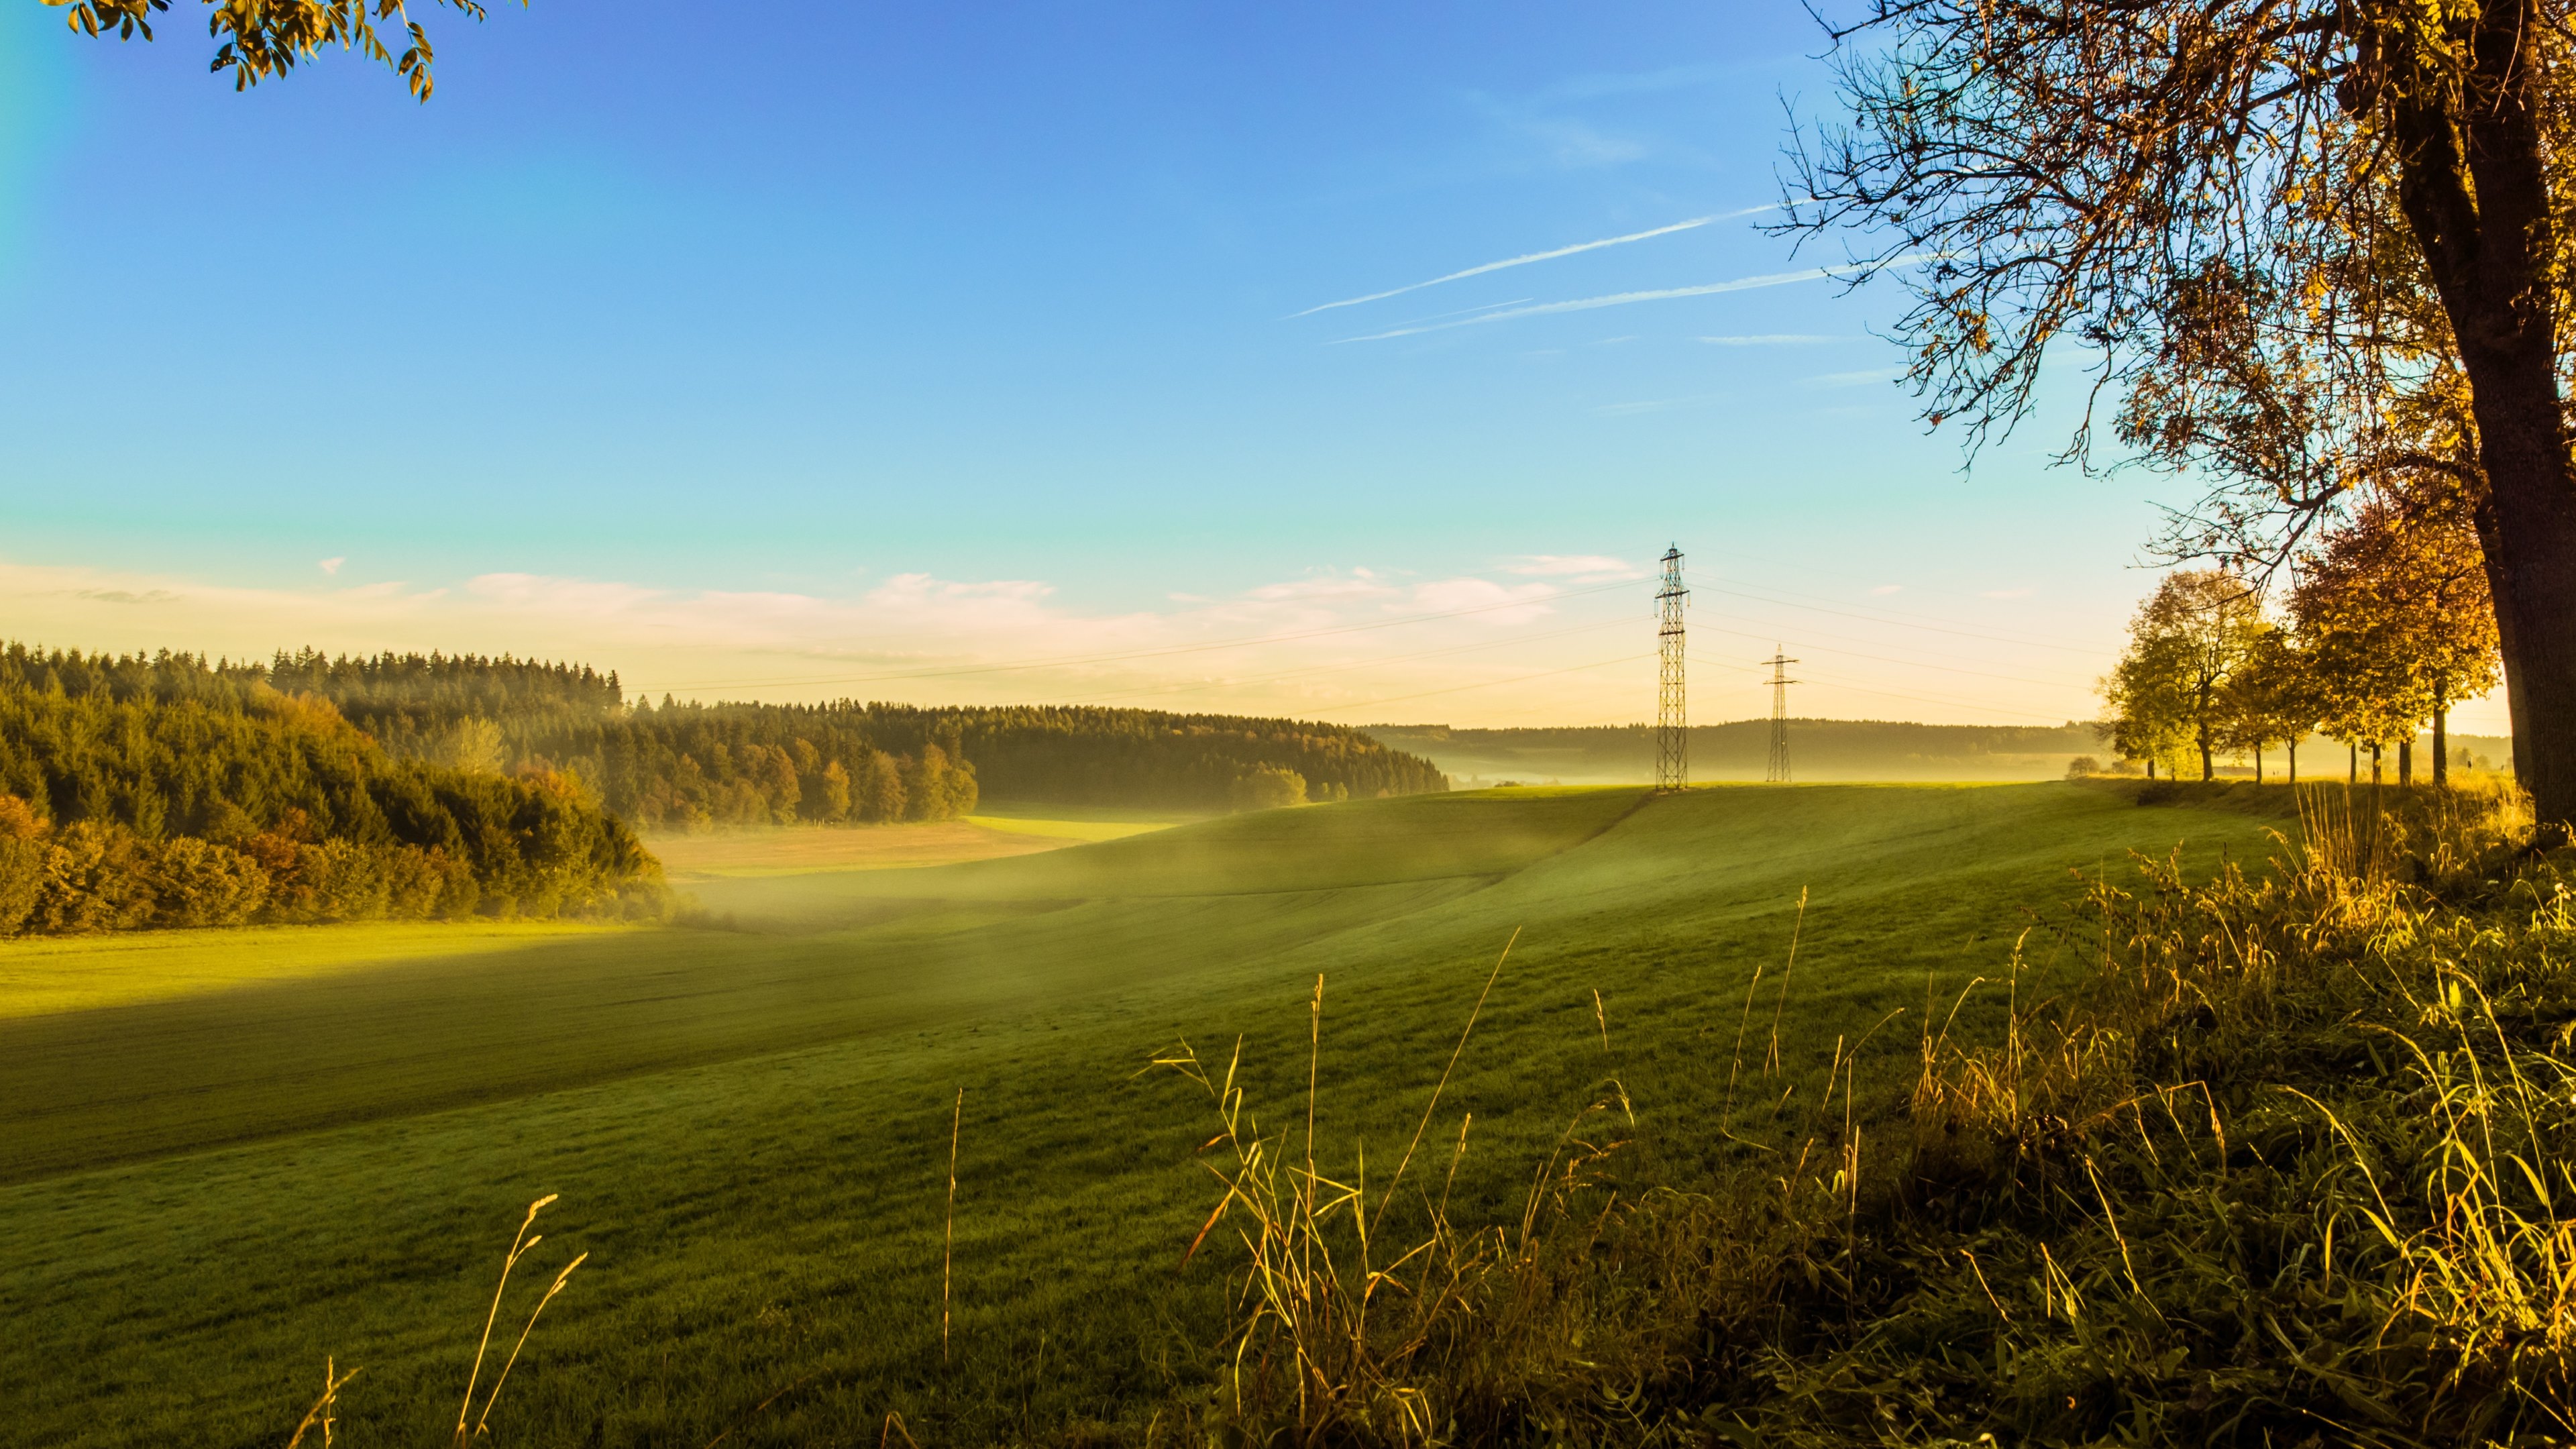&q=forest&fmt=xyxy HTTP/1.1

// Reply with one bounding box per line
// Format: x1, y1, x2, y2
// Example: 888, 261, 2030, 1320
1, 645, 1448, 839
0, 646, 663, 936
254, 651, 1446, 827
